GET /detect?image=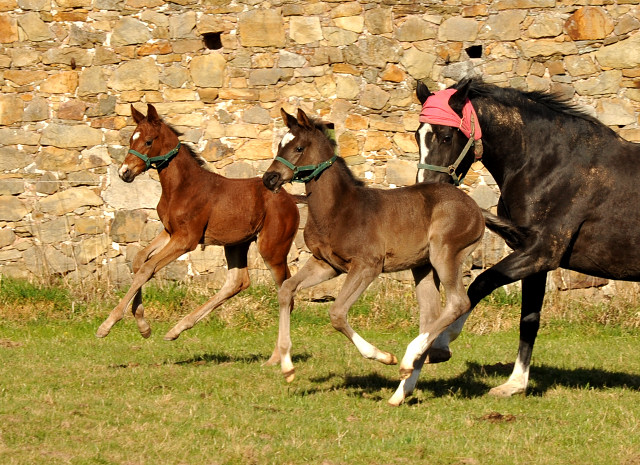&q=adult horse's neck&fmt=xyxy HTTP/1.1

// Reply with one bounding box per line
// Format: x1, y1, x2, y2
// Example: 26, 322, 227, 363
472, 96, 527, 189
